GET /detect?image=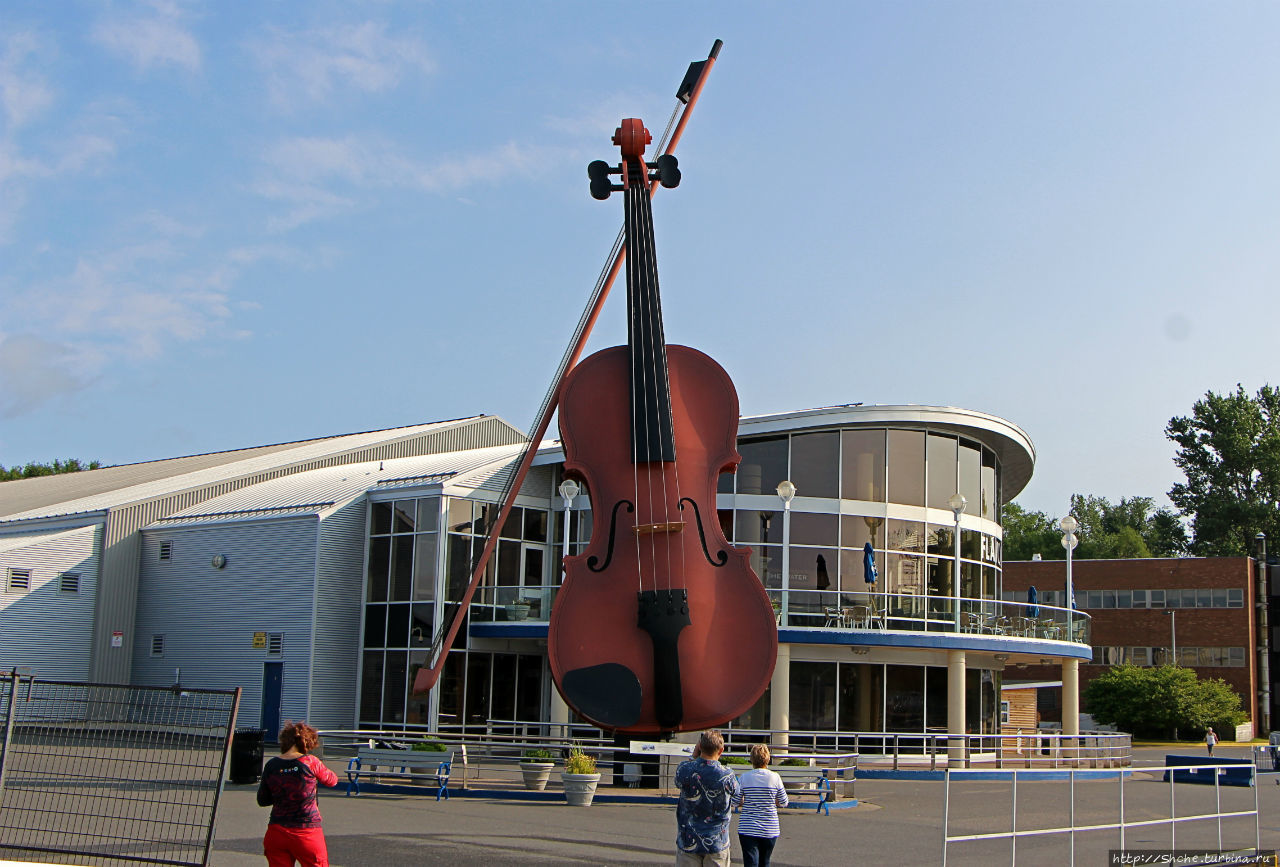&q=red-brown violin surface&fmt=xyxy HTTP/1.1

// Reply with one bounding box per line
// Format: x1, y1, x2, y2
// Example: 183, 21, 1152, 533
548, 119, 777, 735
